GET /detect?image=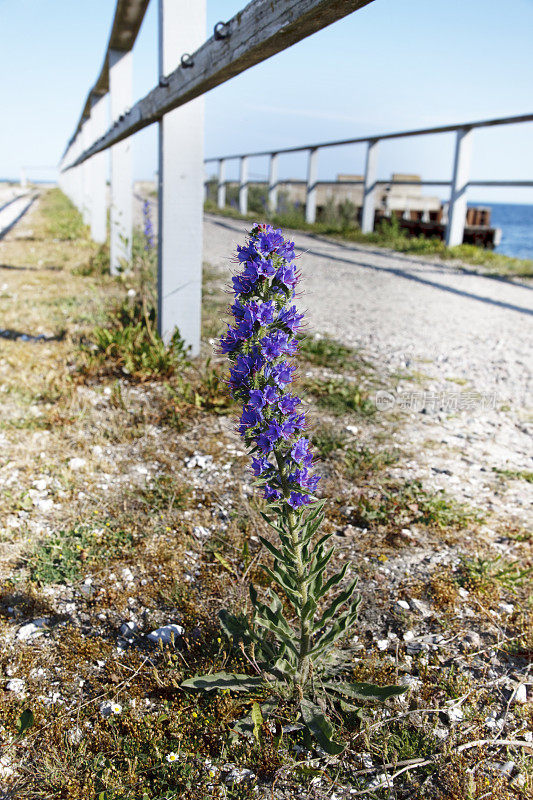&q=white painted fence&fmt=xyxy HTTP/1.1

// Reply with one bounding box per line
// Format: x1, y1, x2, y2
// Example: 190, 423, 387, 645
59, 0, 373, 357
59, 0, 532, 357
204, 114, 533, 247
